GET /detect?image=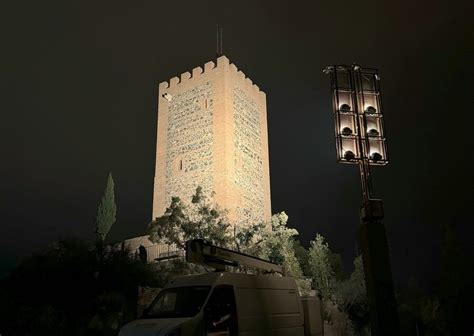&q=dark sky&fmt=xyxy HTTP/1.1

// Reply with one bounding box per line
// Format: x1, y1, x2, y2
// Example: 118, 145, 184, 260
1, 0, 473, 287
